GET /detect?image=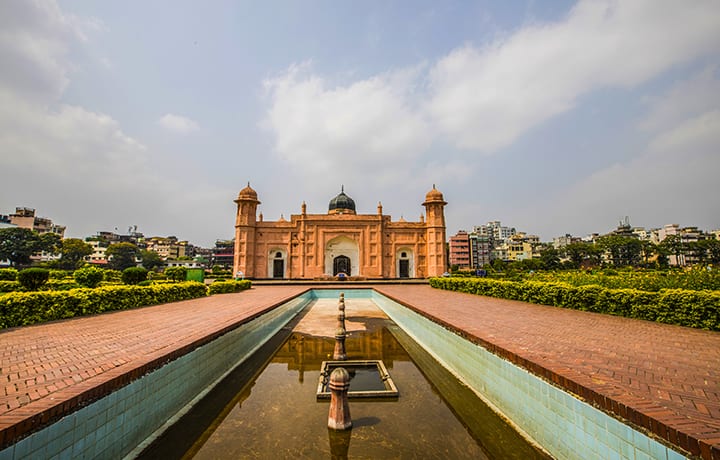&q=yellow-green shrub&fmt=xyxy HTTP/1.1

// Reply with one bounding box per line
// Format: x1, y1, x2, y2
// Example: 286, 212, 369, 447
0, 282, 208, 329
429, 277, 720, 330
208, 279, 252, 295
